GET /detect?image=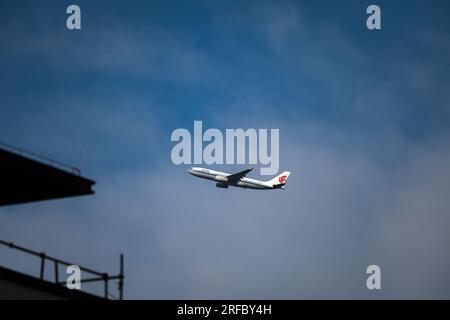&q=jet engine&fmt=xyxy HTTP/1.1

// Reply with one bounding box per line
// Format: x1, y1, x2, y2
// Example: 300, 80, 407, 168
216, 182, 229, 188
